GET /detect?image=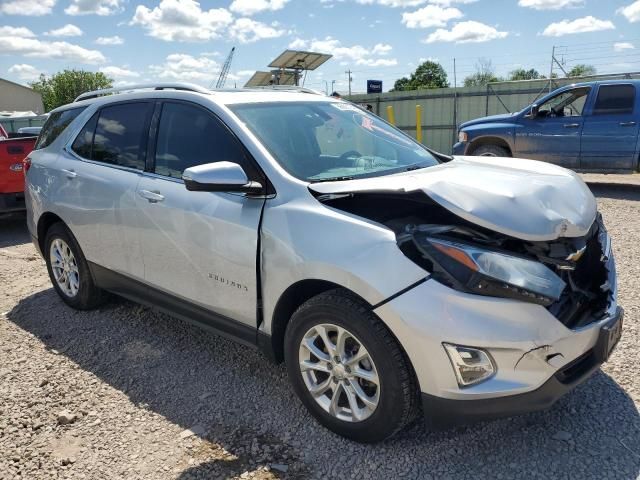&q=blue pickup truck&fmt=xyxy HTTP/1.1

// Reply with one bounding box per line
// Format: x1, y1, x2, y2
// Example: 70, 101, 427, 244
453, 80, 640, 172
